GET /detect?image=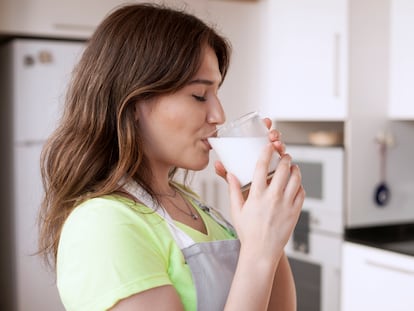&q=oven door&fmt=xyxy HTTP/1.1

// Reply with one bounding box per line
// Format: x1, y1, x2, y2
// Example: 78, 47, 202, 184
286, 230, 342, 311
286, 145, 345, 235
